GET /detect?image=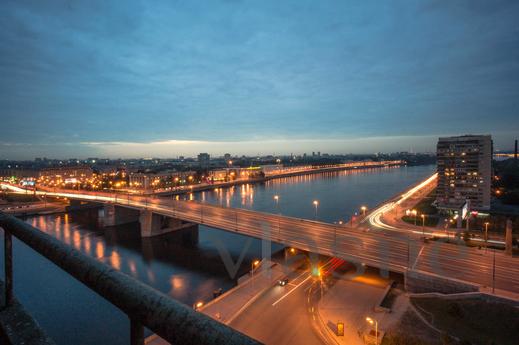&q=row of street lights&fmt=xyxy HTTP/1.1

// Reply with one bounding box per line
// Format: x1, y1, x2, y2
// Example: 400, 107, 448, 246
272, 194, 367, 222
